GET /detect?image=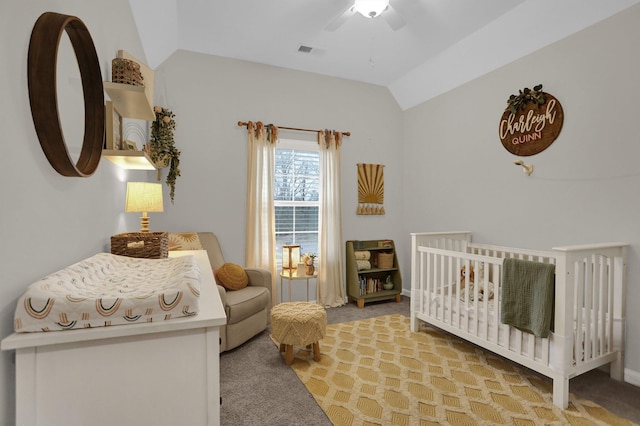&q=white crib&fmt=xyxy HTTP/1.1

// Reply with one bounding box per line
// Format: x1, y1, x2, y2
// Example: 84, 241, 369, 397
410, 231, 627, 409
